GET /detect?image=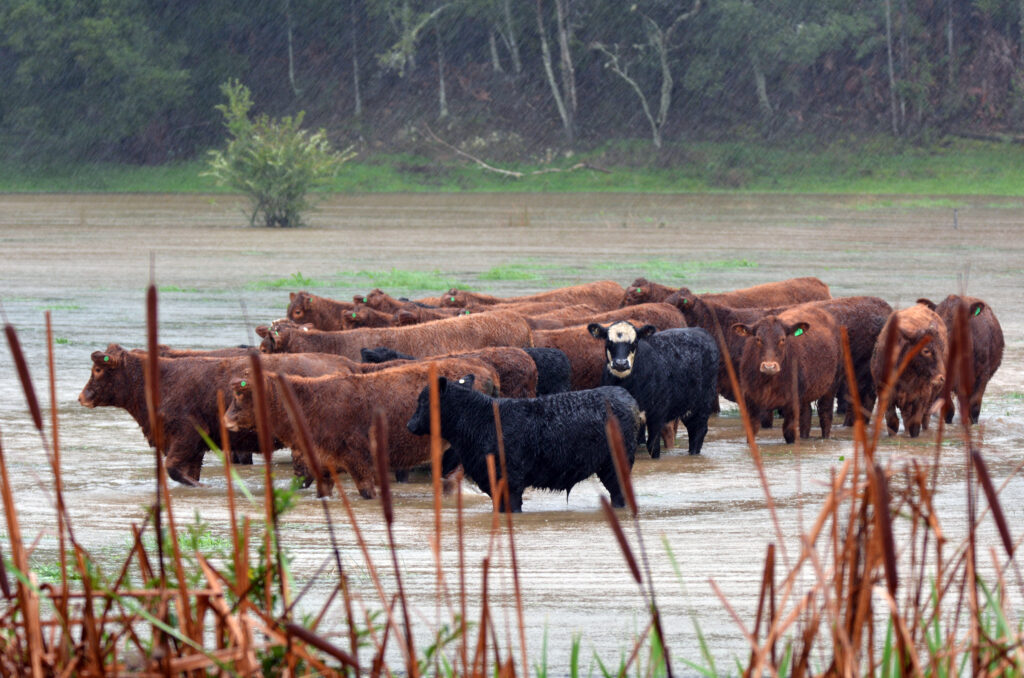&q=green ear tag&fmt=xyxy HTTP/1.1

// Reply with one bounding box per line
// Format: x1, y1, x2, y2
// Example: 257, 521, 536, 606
274, 331, 279, 336
450, 296, 456, 302
240, 380, 247, 388
794, 328, 804, 337
681, 298, 688, 305
363, 296, 368, 302
351, 312, 356, 318
637, 288, 643, 294
464, 310, 470, 315
103, 355, 110, 362
974, 306, 981, 316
